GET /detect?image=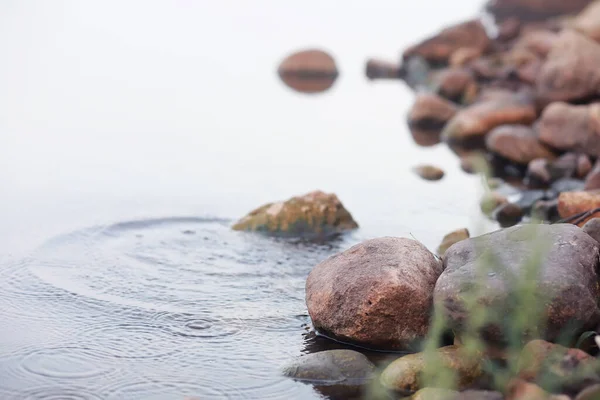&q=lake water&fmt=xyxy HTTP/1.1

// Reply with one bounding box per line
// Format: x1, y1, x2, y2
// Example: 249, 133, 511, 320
0, 1, 495, 398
